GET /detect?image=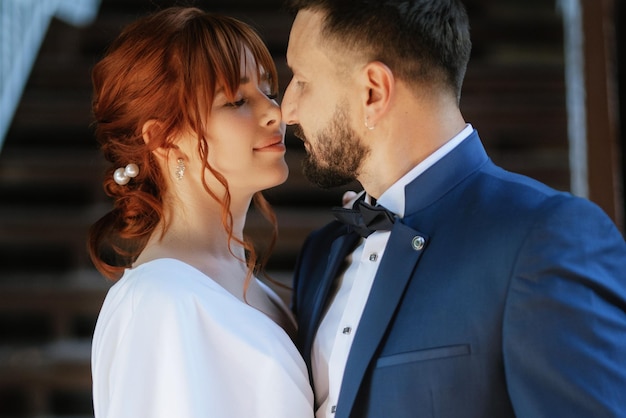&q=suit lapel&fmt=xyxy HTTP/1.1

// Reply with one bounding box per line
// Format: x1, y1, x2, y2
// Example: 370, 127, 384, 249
302, 231, 361, 364
336, 221, 429, 418
327, 131, 486, 416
